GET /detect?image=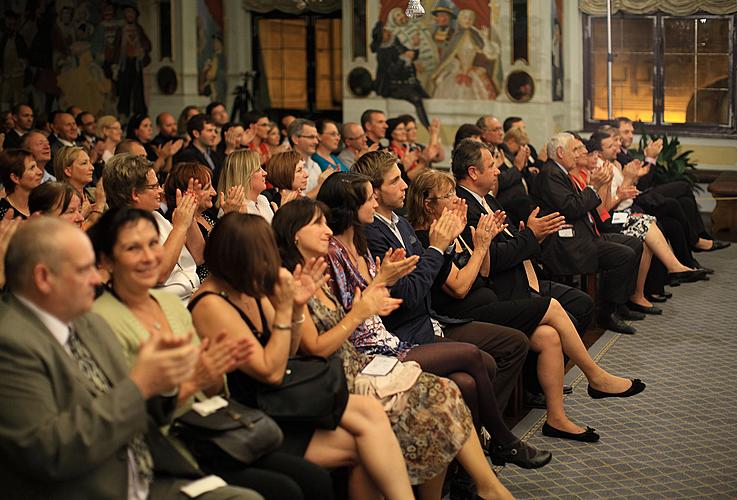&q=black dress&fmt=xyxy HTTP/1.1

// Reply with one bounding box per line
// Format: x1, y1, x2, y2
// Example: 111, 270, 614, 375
188, 291, 315, 456
0, 198, 28, 220
415, 229, 549, 336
